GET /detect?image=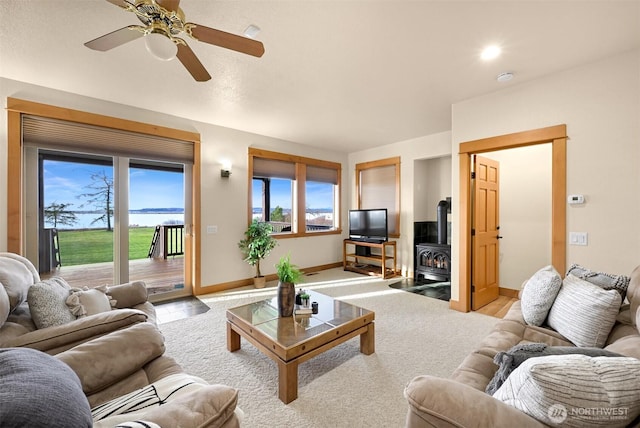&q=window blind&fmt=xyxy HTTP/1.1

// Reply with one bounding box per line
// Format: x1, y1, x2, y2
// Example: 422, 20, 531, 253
252, 157, 295, 180
22, 115, 194, 164
306, 165, 338, 184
